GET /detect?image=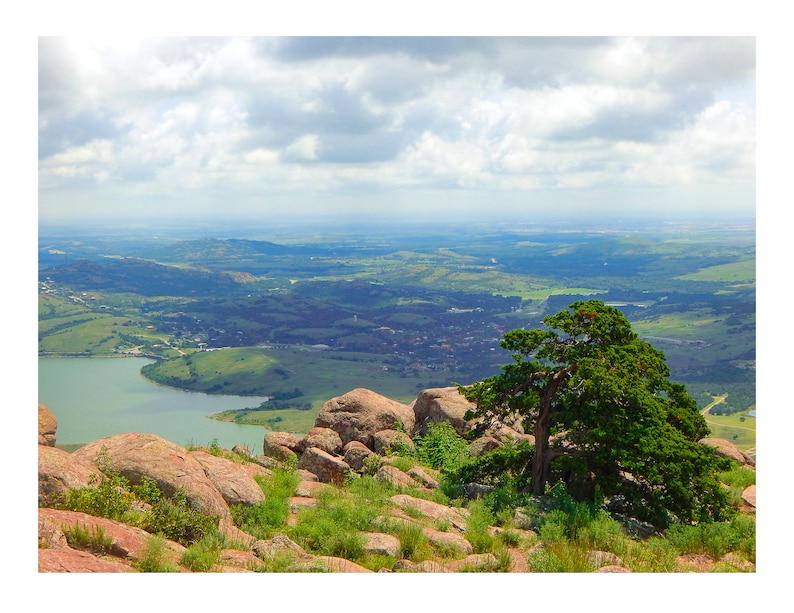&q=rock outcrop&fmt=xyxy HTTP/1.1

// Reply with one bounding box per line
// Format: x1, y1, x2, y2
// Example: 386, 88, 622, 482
699, 437, 756, 467
314, 387, 416, 448
39, 404, 57, 446
38, 444, 103, 507
72, 432, 231, 519
412, 387, 476, 436
37, 386, 757, 574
